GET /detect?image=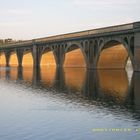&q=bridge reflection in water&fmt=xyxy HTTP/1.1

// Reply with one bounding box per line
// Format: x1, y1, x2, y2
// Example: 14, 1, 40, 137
0, 66, 139, 110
